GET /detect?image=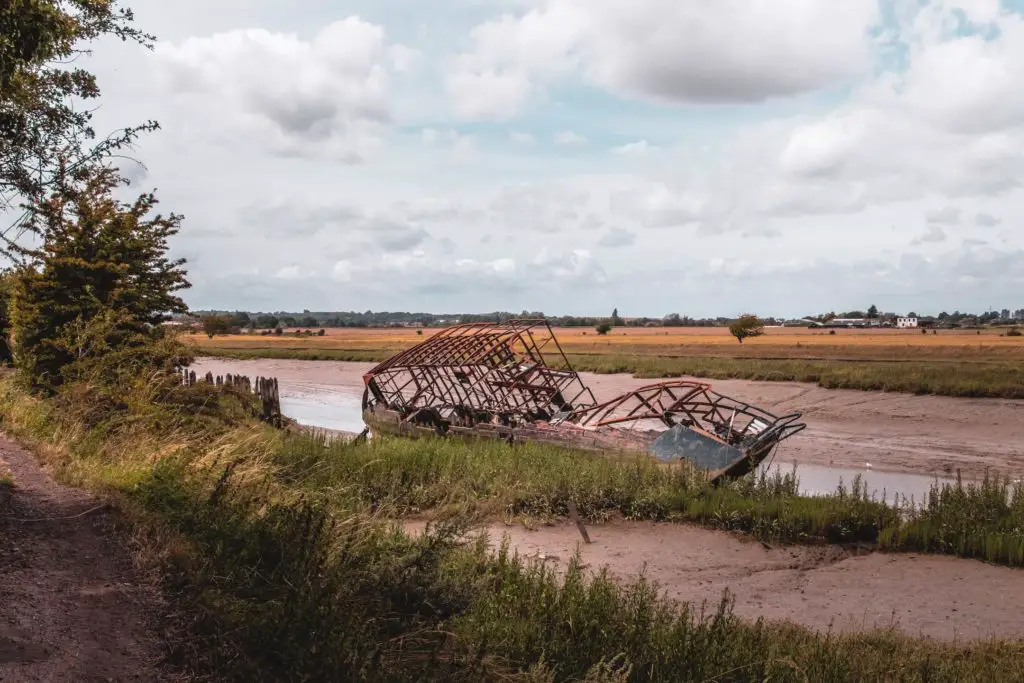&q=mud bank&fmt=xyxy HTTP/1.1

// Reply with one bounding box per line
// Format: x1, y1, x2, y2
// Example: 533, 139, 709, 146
405, 519, 1024, 642
193, 357, 1024, 484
